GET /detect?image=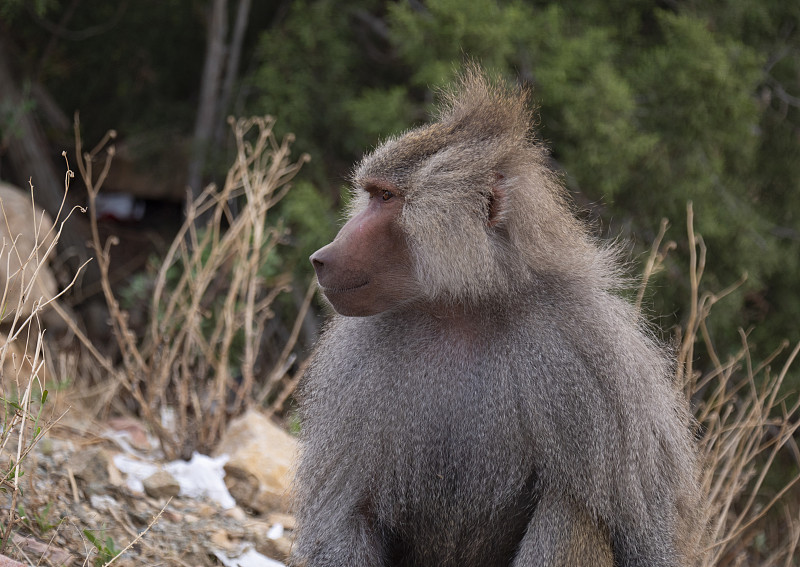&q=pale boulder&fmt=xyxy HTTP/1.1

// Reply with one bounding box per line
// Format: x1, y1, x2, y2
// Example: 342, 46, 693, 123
0, 182, 57, 321
214, 409, 297, 514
